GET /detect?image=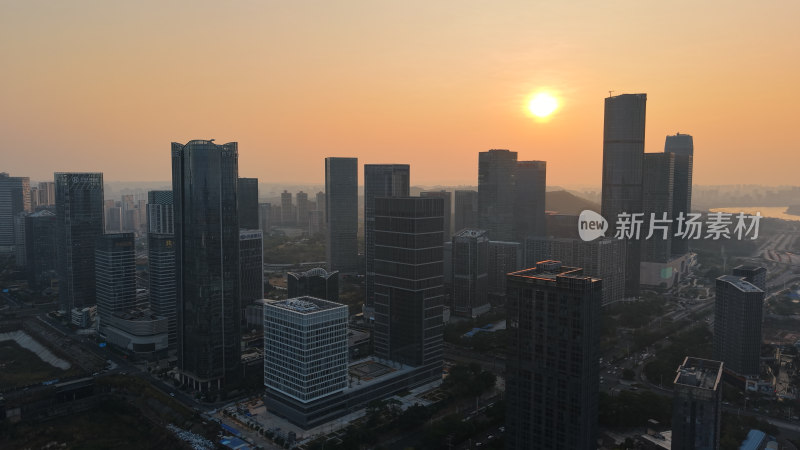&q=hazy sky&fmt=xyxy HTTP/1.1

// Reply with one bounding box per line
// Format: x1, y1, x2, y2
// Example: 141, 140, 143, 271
2, 1, 798, 186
